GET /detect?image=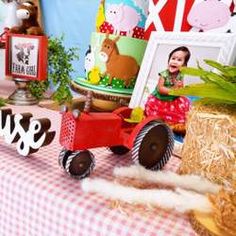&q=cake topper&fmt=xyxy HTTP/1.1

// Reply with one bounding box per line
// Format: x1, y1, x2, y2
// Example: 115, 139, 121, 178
105, 3, 141, 37
187, 0, 235, 33
99, 34, 139, 87
96, 0, 105, 32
